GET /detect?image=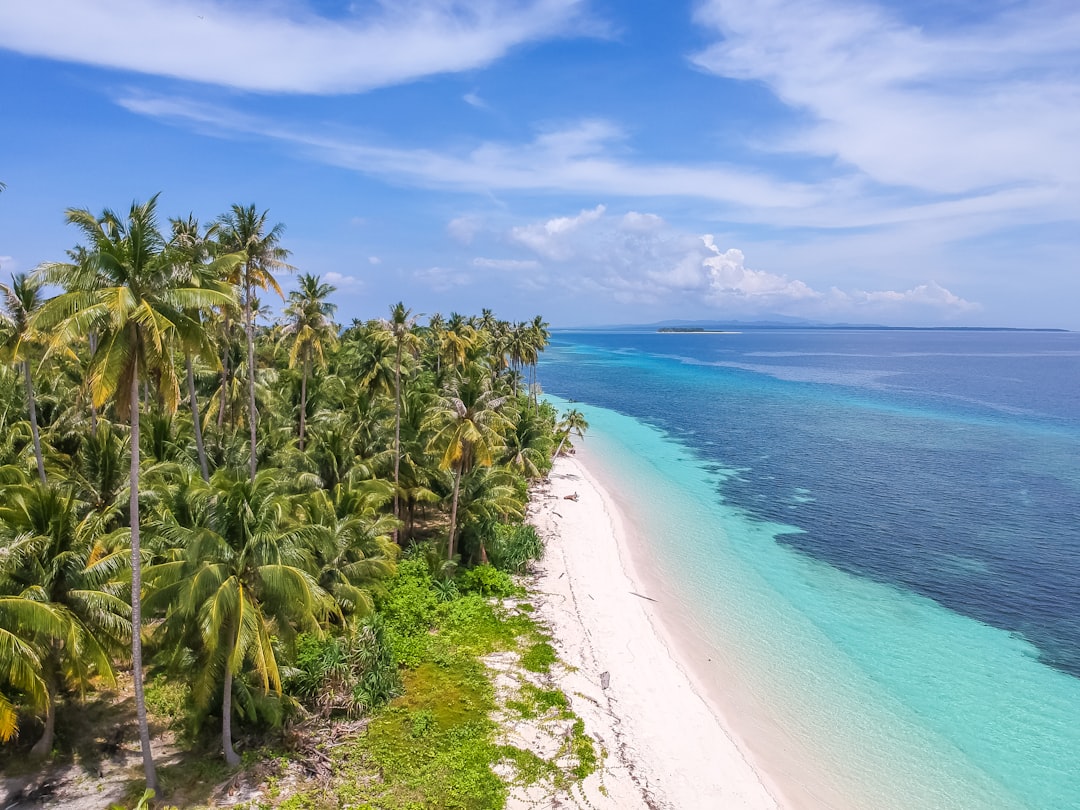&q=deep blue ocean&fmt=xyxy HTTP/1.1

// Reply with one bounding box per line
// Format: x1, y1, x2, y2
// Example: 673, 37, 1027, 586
539, 329, 1080, 809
